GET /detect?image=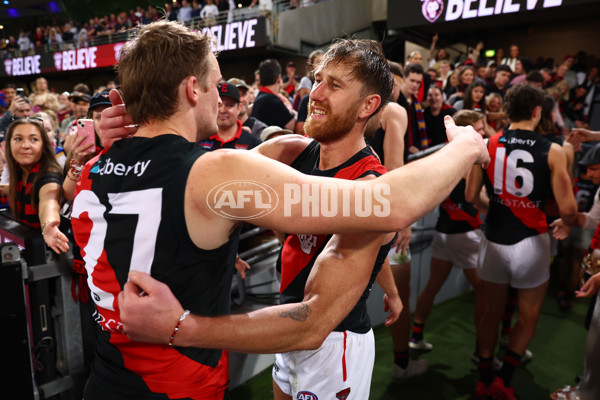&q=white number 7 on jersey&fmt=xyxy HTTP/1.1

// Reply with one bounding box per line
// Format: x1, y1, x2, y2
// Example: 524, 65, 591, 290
71, 188, 162, 311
